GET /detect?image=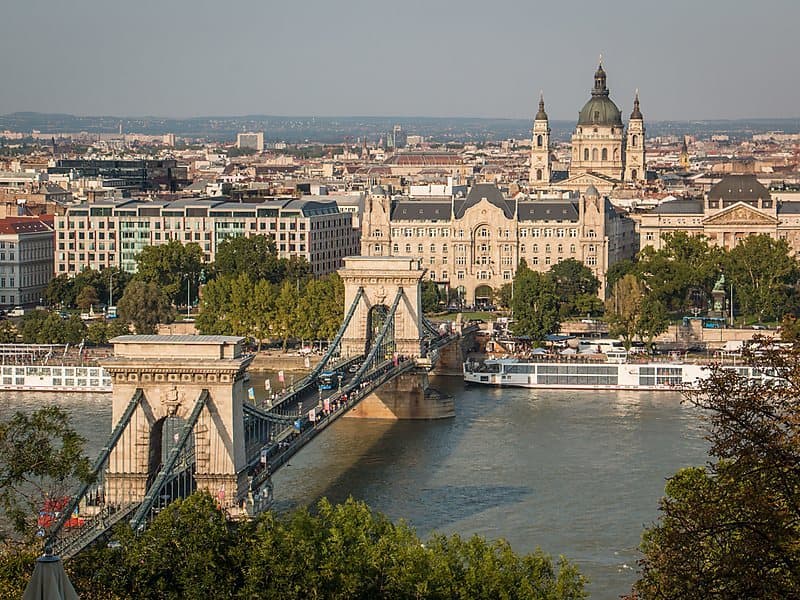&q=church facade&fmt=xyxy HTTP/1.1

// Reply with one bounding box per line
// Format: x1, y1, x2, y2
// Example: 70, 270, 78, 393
530, 62, 646, 194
